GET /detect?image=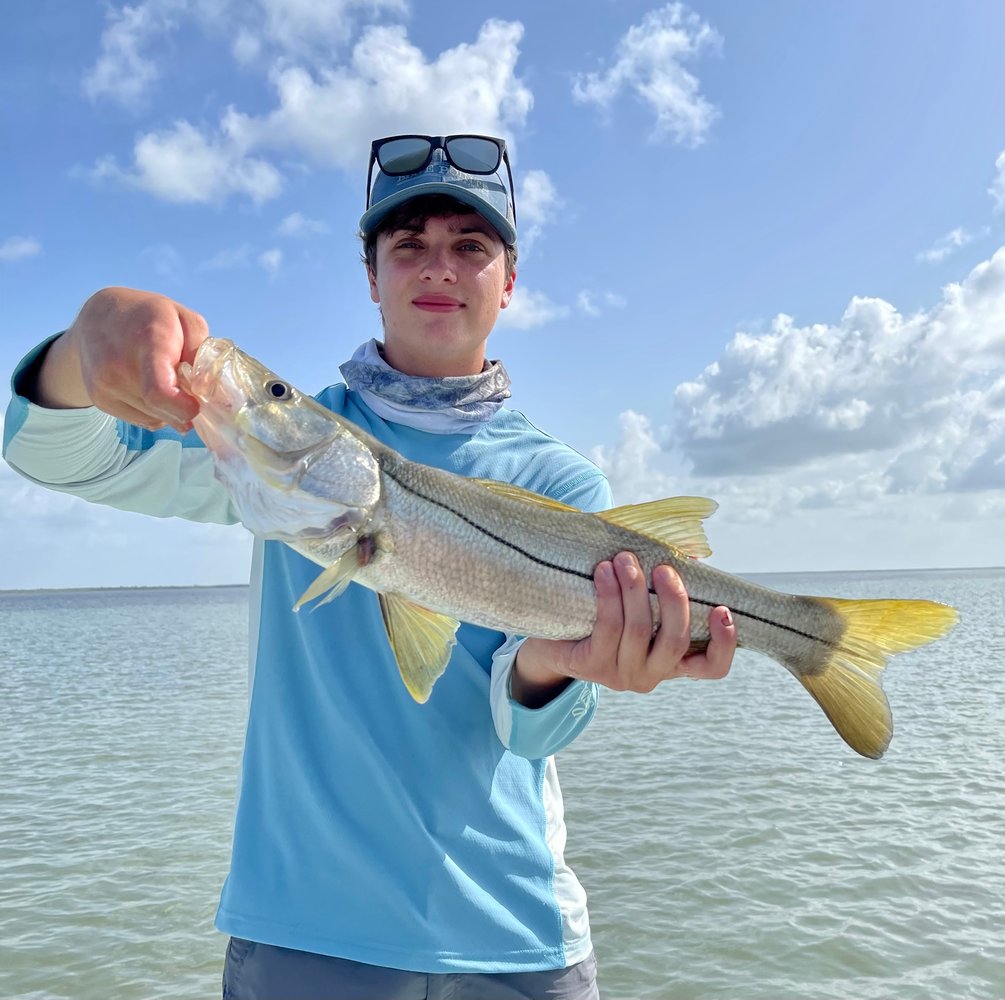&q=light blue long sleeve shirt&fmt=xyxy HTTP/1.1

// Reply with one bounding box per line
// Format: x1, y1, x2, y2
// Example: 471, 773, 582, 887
4, 338, 613, 972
